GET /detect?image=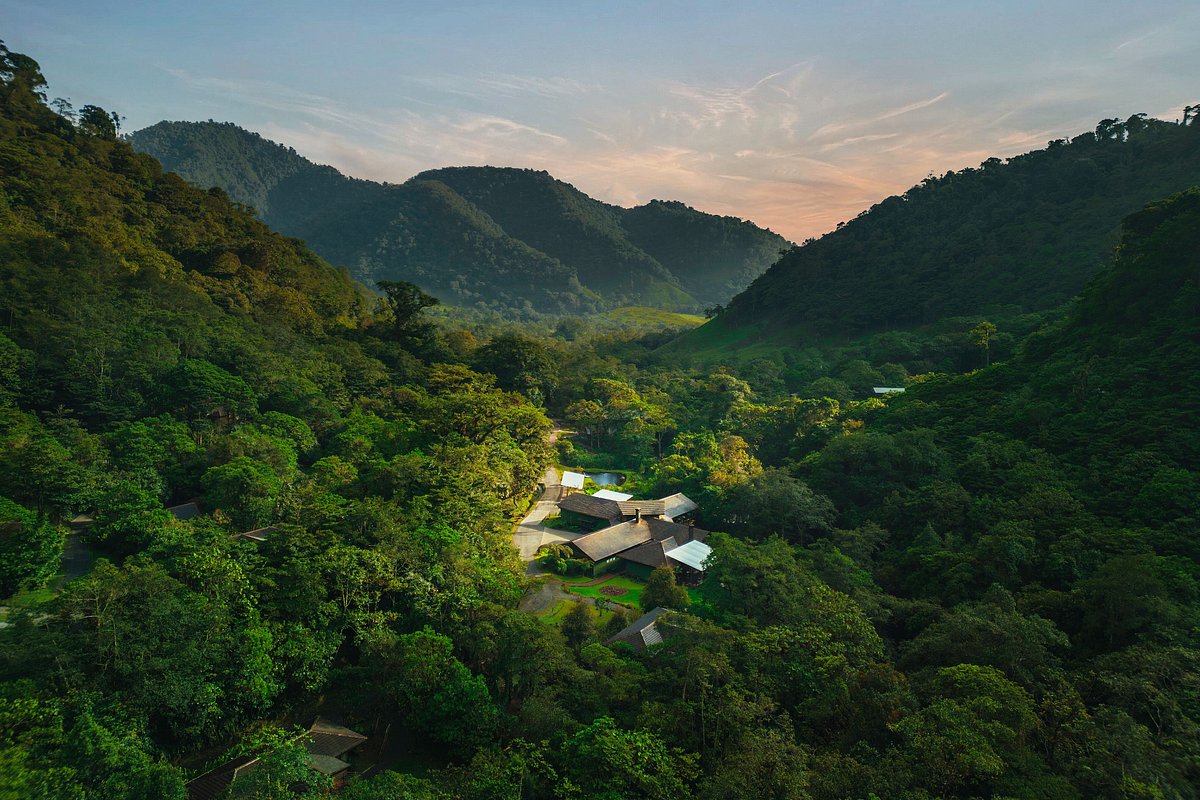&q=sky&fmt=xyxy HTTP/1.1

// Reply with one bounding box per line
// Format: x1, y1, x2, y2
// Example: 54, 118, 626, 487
4, 0, 1200, 242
